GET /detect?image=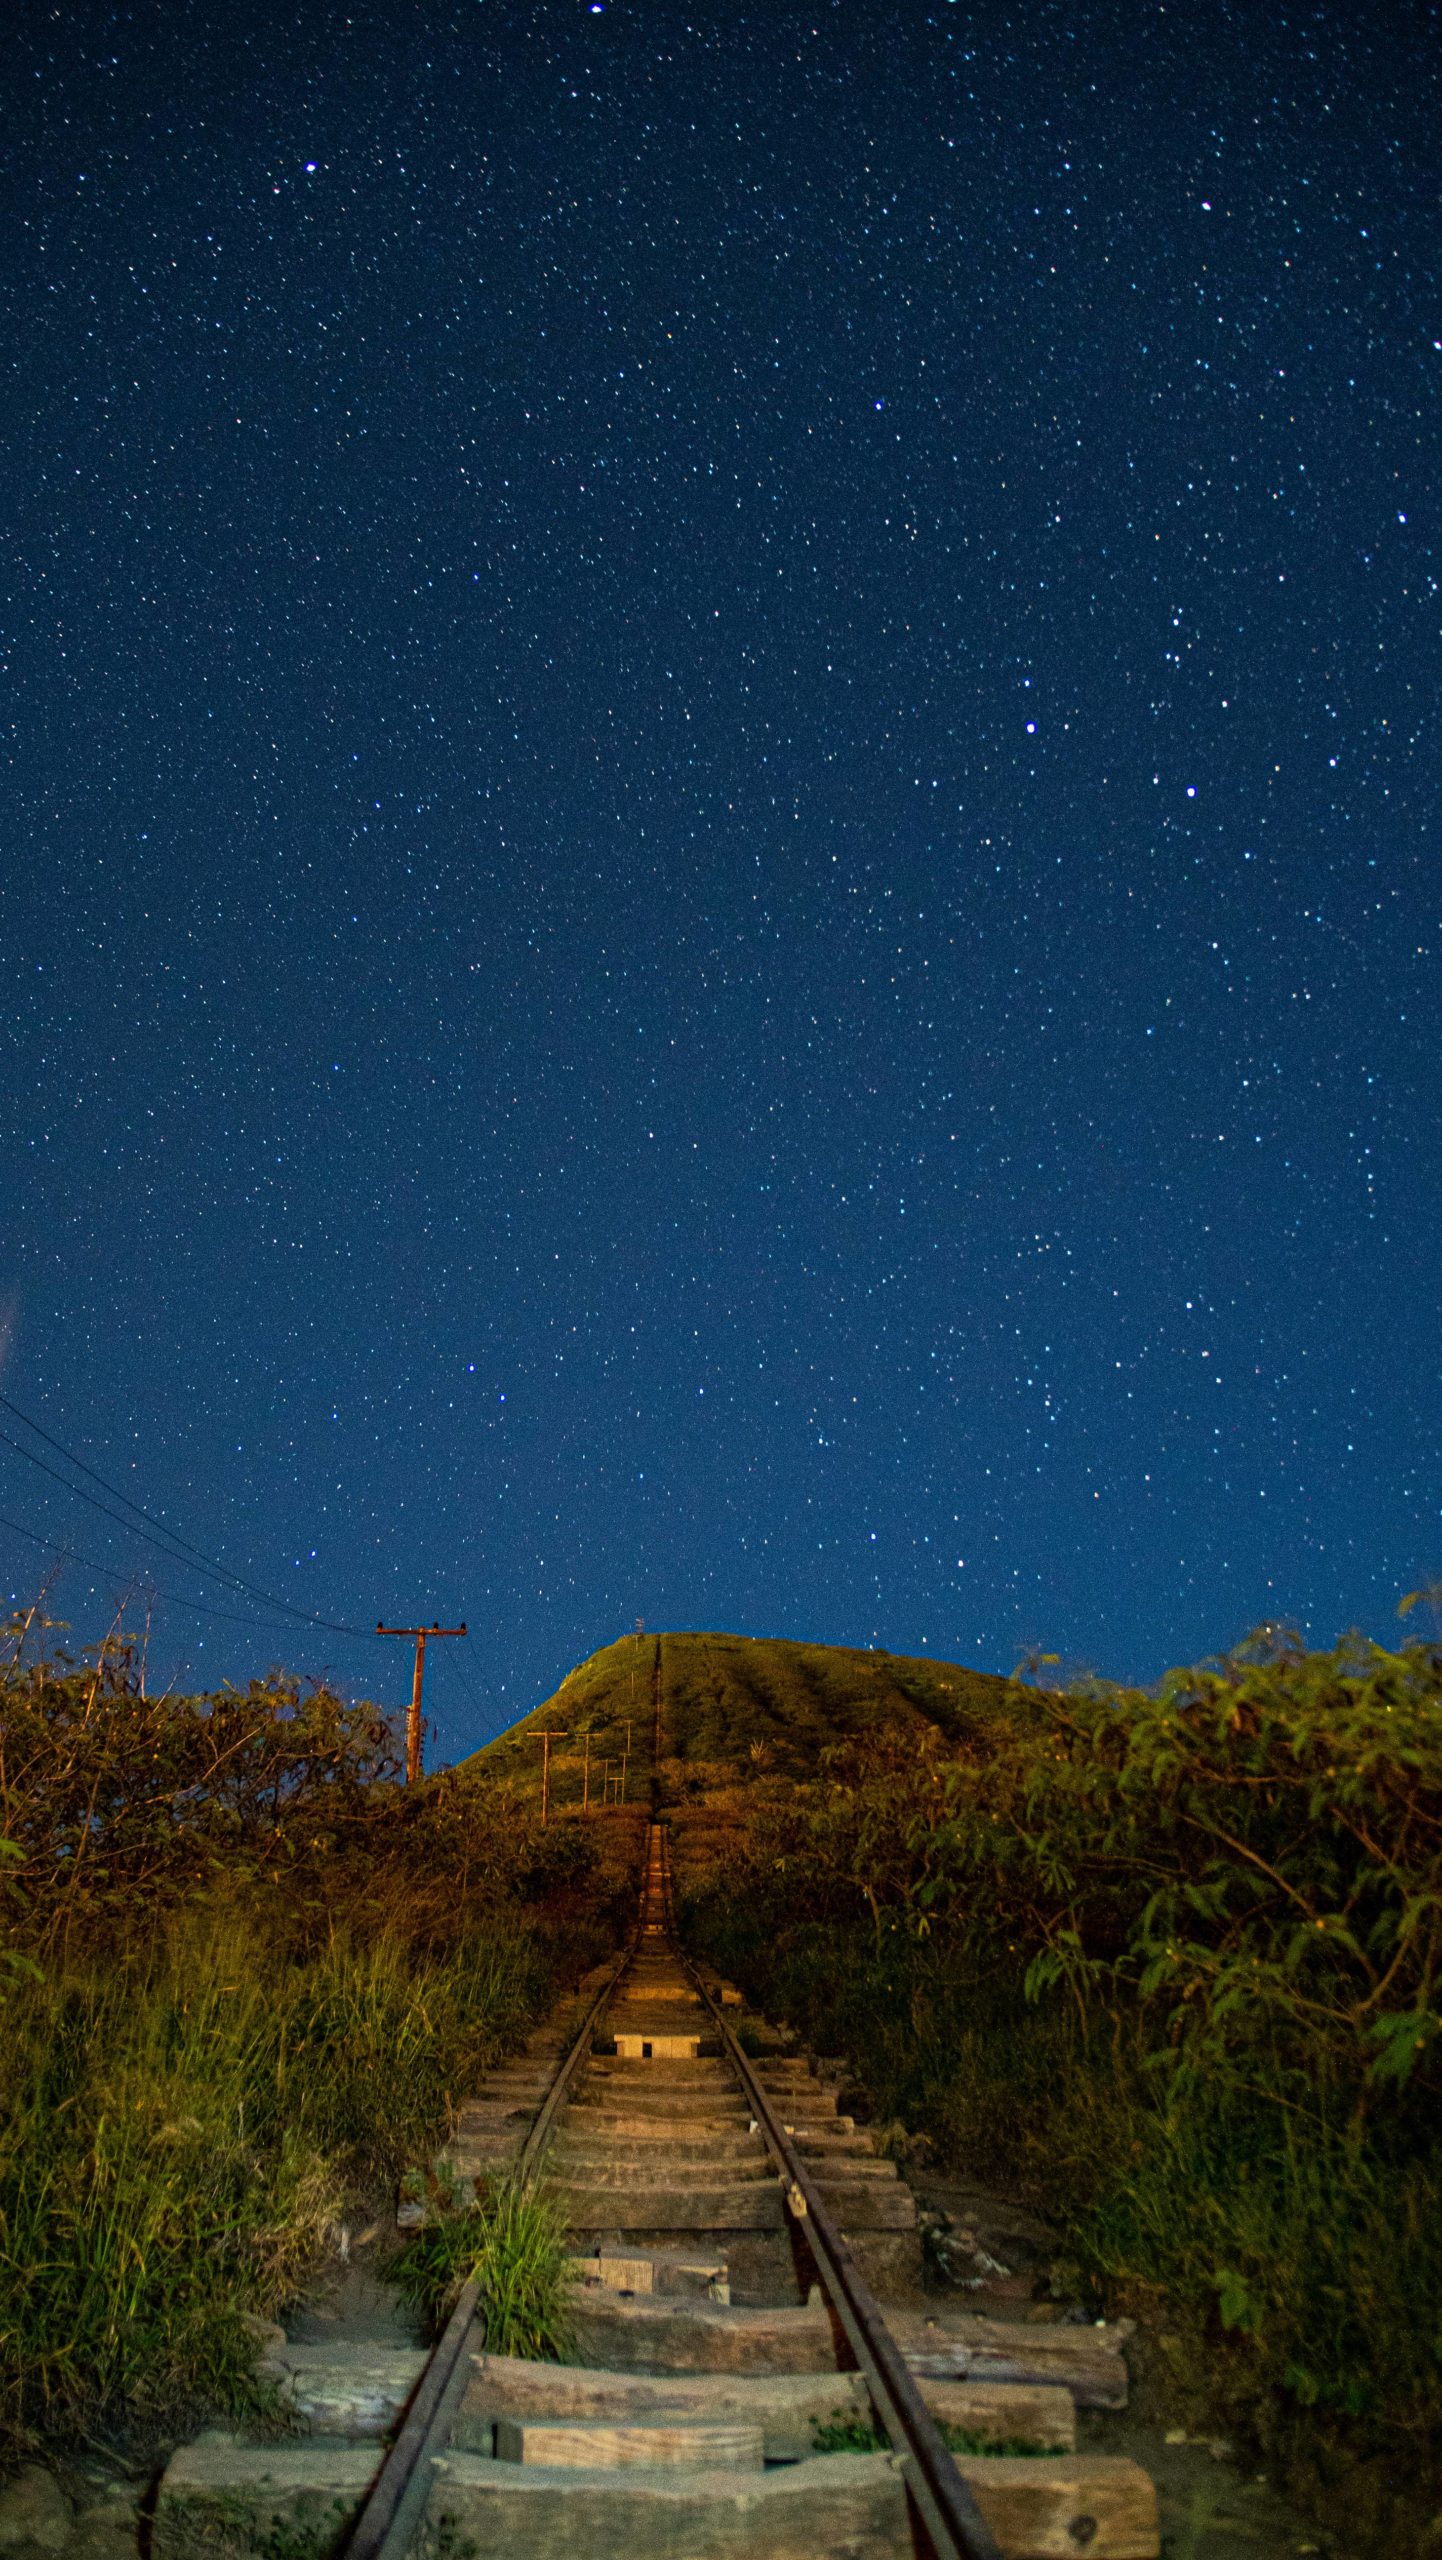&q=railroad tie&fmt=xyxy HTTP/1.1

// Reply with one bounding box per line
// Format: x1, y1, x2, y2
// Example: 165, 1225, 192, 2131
154, 1826, 1159, 2560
